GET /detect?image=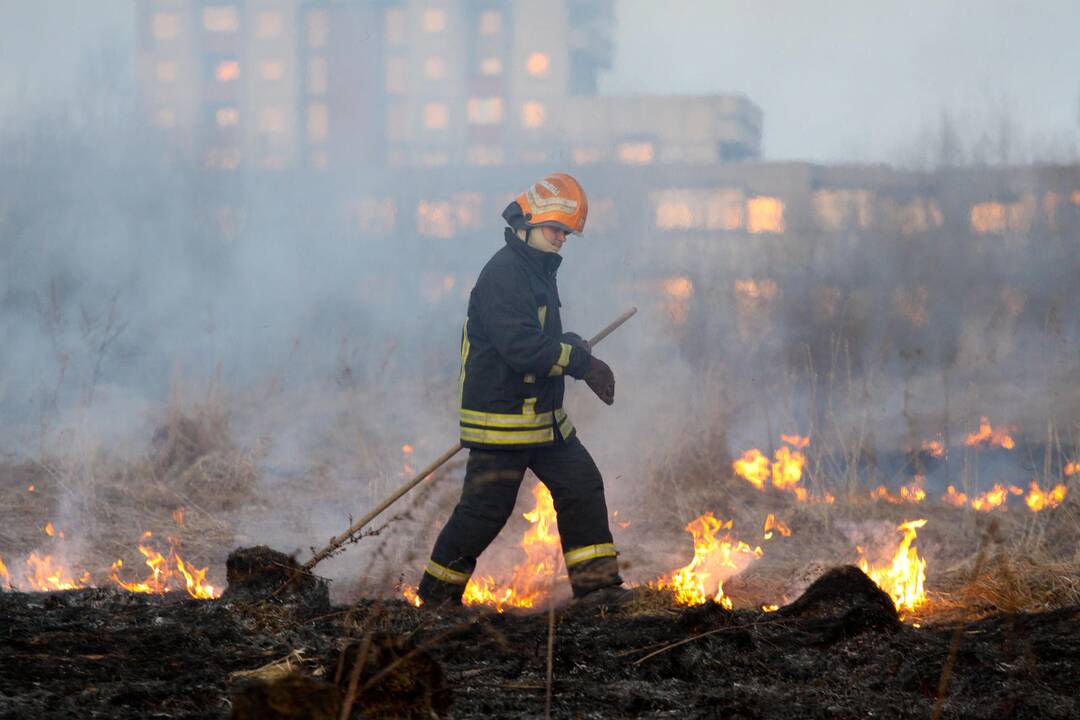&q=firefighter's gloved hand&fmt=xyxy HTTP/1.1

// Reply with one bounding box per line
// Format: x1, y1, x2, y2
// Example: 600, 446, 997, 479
584, 356, 615, 405
561, 332, 591, 355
